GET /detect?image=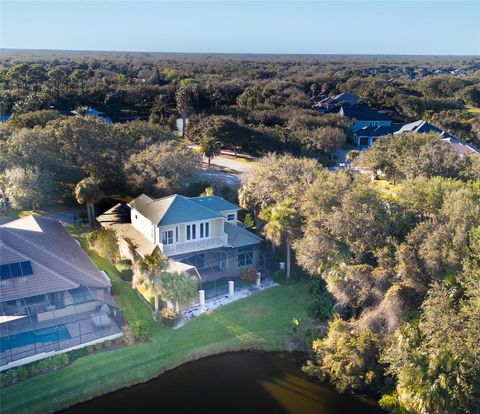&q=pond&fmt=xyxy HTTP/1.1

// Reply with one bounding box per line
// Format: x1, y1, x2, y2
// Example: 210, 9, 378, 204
60, 352, 384, 414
